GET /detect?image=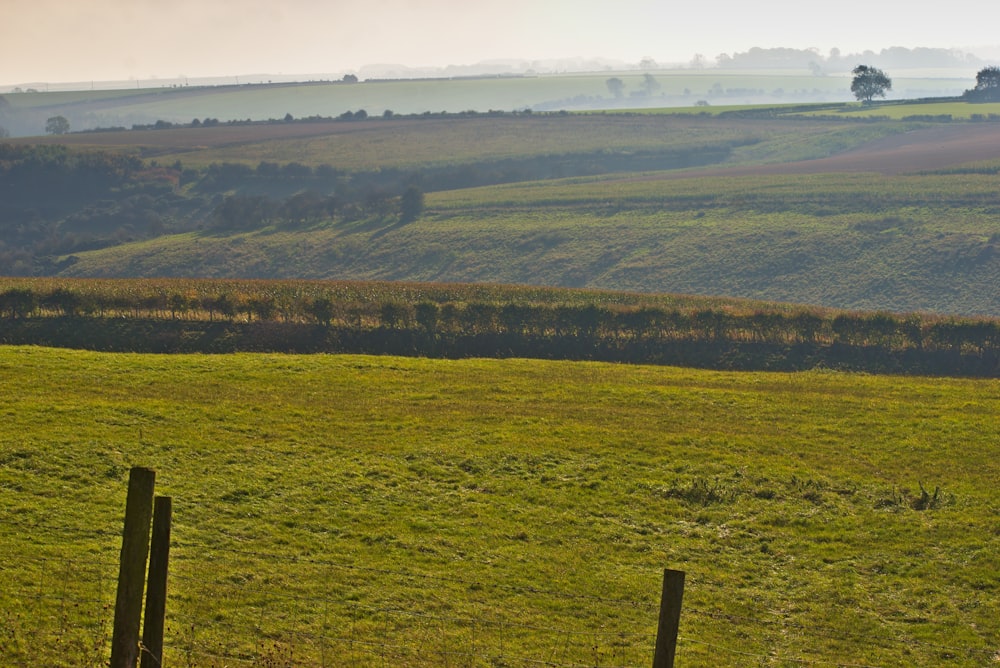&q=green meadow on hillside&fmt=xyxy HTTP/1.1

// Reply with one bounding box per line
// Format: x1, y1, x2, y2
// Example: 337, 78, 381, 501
56, 168, 1000, 316
7, 101, 999, 315
1, 347, 997, 666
